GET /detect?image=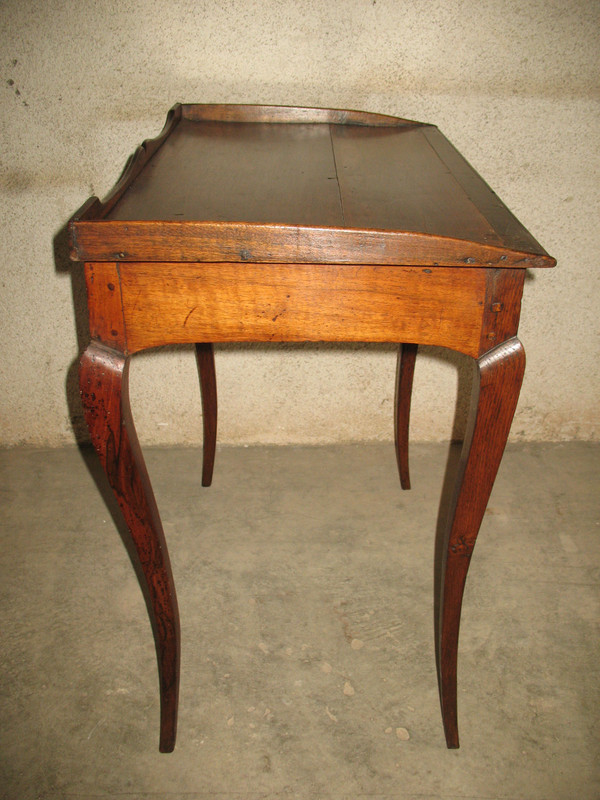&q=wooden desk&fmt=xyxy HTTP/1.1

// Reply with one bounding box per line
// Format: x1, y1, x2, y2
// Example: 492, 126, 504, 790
68, 104, 555, 752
